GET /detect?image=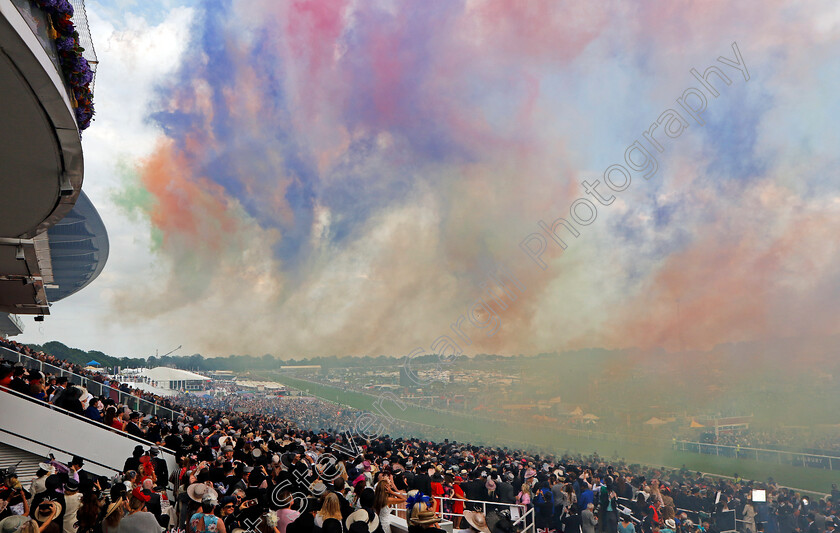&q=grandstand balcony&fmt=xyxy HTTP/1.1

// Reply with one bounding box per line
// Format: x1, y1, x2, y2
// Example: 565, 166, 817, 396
0, 384, 178, 479
0, 0, 98, 320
